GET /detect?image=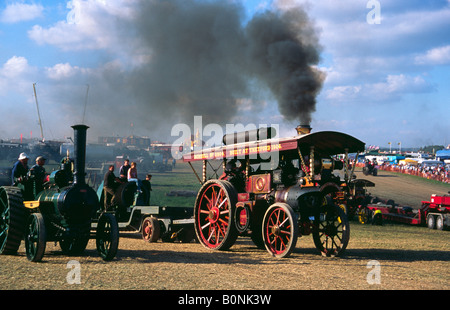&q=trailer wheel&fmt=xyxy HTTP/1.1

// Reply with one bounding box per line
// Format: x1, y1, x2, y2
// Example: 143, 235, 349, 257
96, 213, 119, 261
426, 214, 436, 229
194, 180, 238, 251
0, 187, 27, 255
262, 203, 298, 258
372, 211, 383, 225
24, 213, 46, 262
436, 214, 444, 231
313, 204, 350, 257
357, 207, 370, 224
142, 217, 160, 242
